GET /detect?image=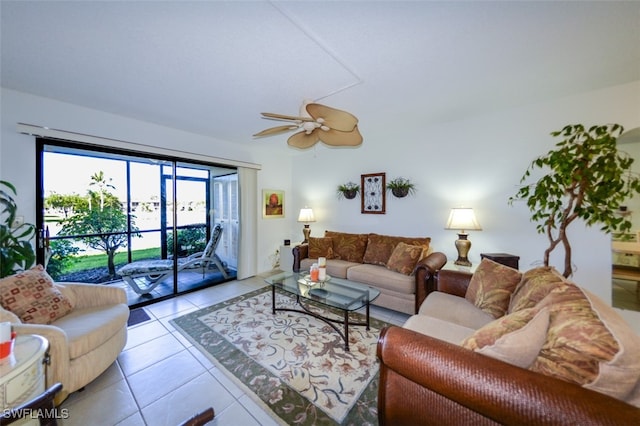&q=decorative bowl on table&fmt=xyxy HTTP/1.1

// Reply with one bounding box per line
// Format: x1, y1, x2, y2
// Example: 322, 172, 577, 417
302, 274, 331, 285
